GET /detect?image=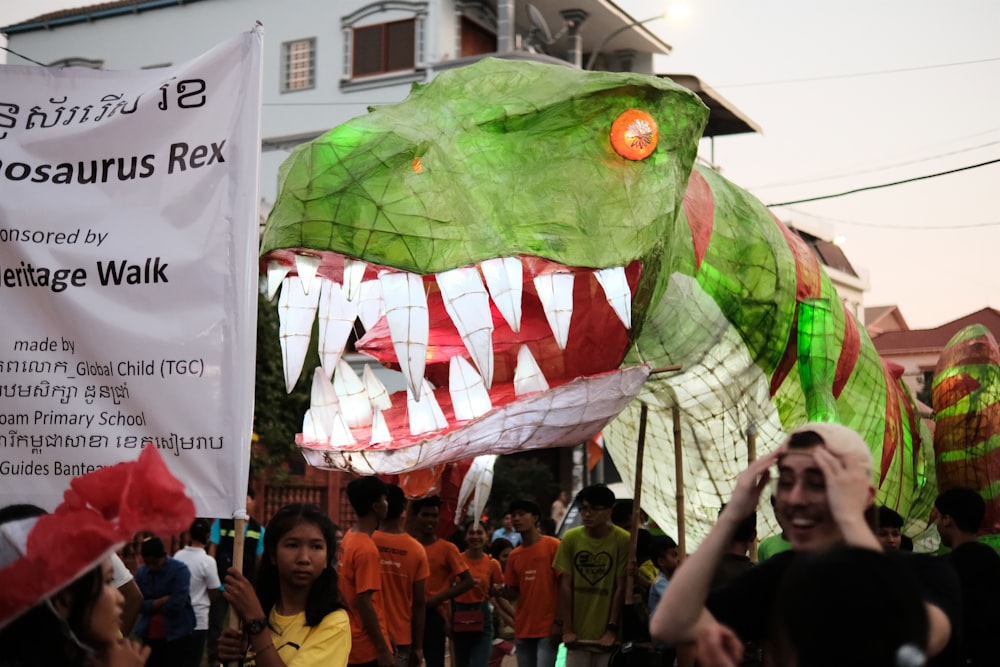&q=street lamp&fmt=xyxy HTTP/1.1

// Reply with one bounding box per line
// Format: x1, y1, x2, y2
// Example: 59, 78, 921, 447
584, 12, 668, 71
